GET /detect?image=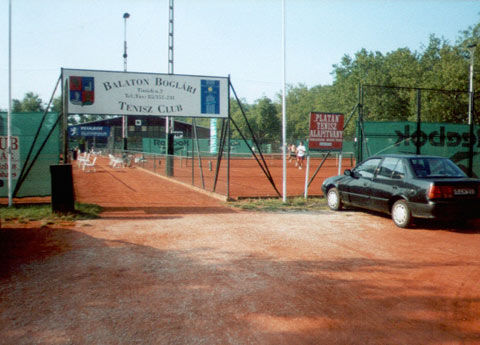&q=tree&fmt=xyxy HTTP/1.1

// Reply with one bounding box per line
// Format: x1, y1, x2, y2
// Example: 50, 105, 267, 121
51, 96, 63, 113
229, 96, 253, 140
283, 84, 317, 141
12, 92, 44, 112
252, 97, 280, 143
